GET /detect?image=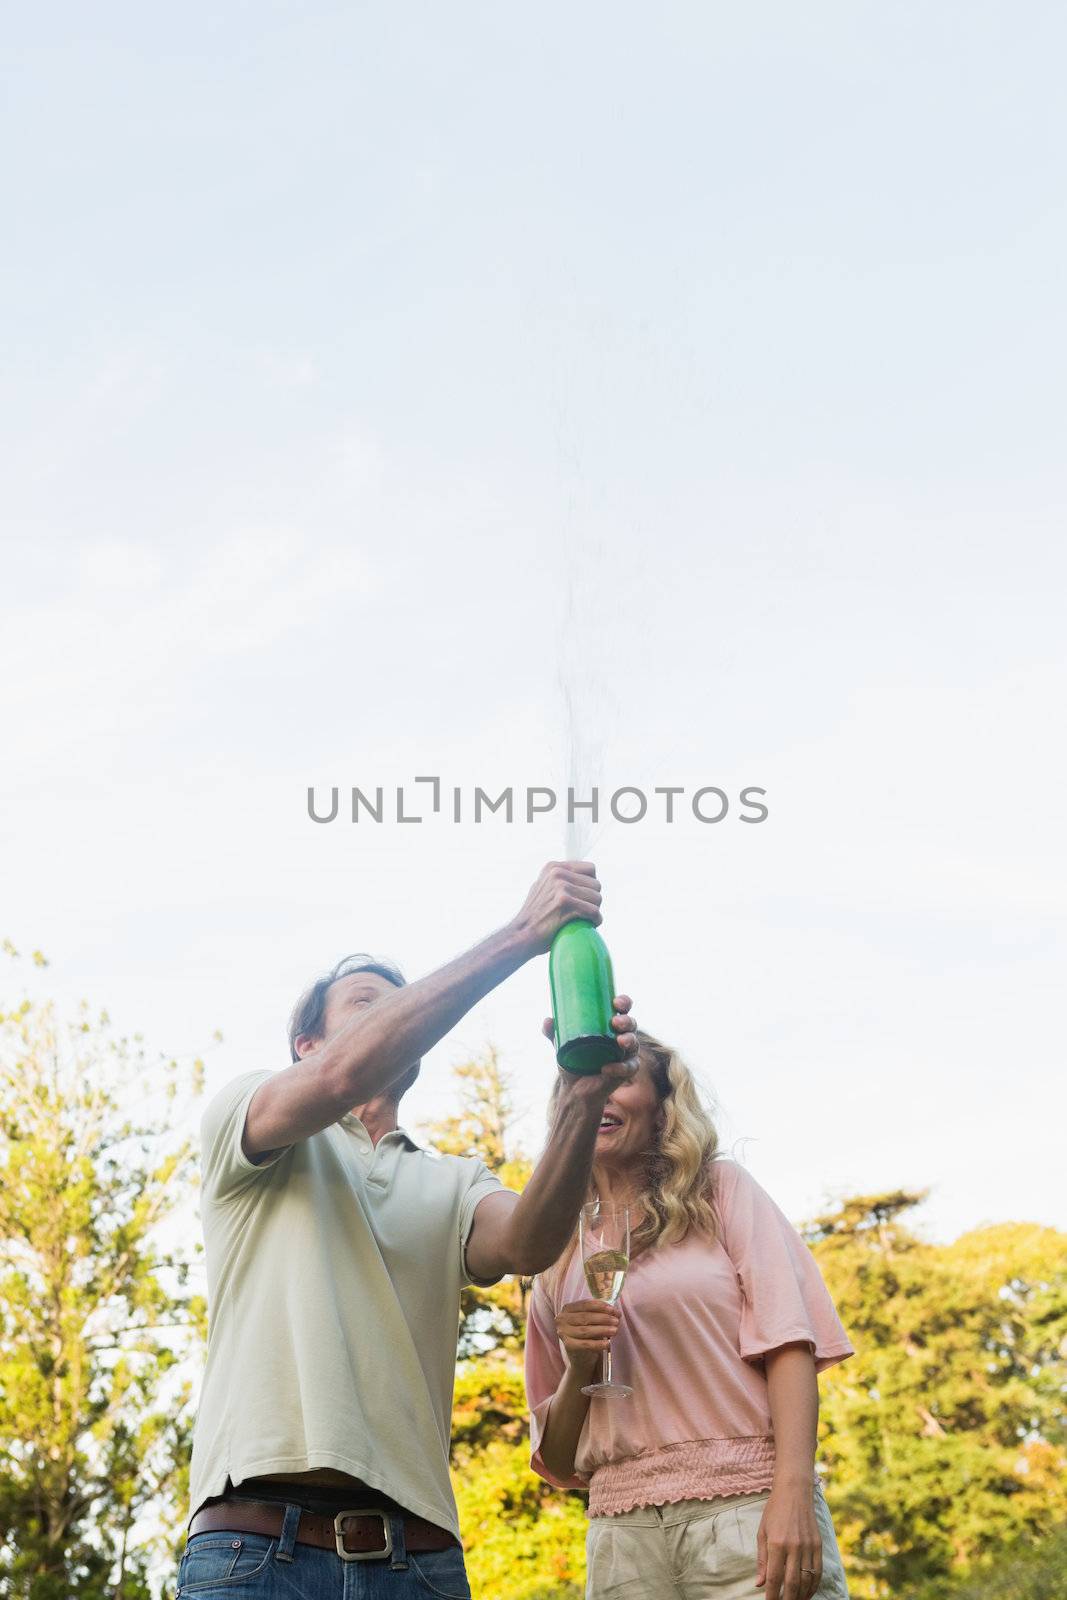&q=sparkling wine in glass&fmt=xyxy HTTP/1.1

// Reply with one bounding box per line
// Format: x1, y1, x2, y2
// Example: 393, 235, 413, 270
579, 1202, 633, 1399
